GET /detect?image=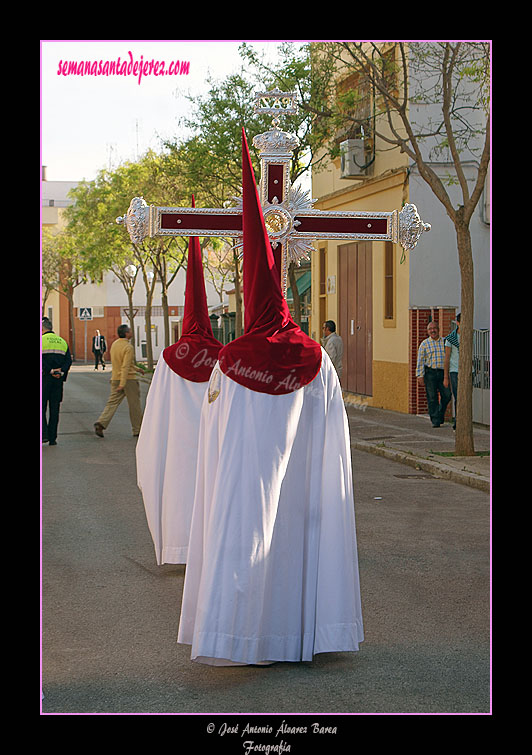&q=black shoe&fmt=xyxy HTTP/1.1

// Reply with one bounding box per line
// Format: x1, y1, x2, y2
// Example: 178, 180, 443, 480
94, 422, 105, 437
49, 440, 57, 446
432, 423, 441, 428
